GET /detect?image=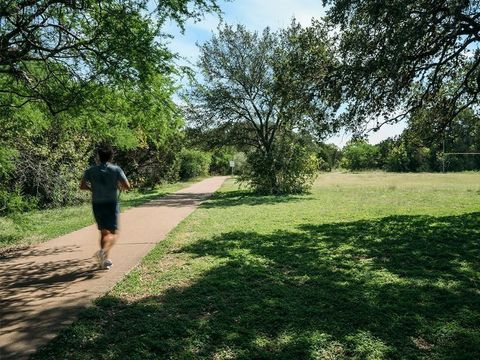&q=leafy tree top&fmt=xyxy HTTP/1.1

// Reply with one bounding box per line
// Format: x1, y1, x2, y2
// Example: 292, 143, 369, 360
323, 0, 480, 130
0, 0, 221, 112
188, 22, 341, 153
